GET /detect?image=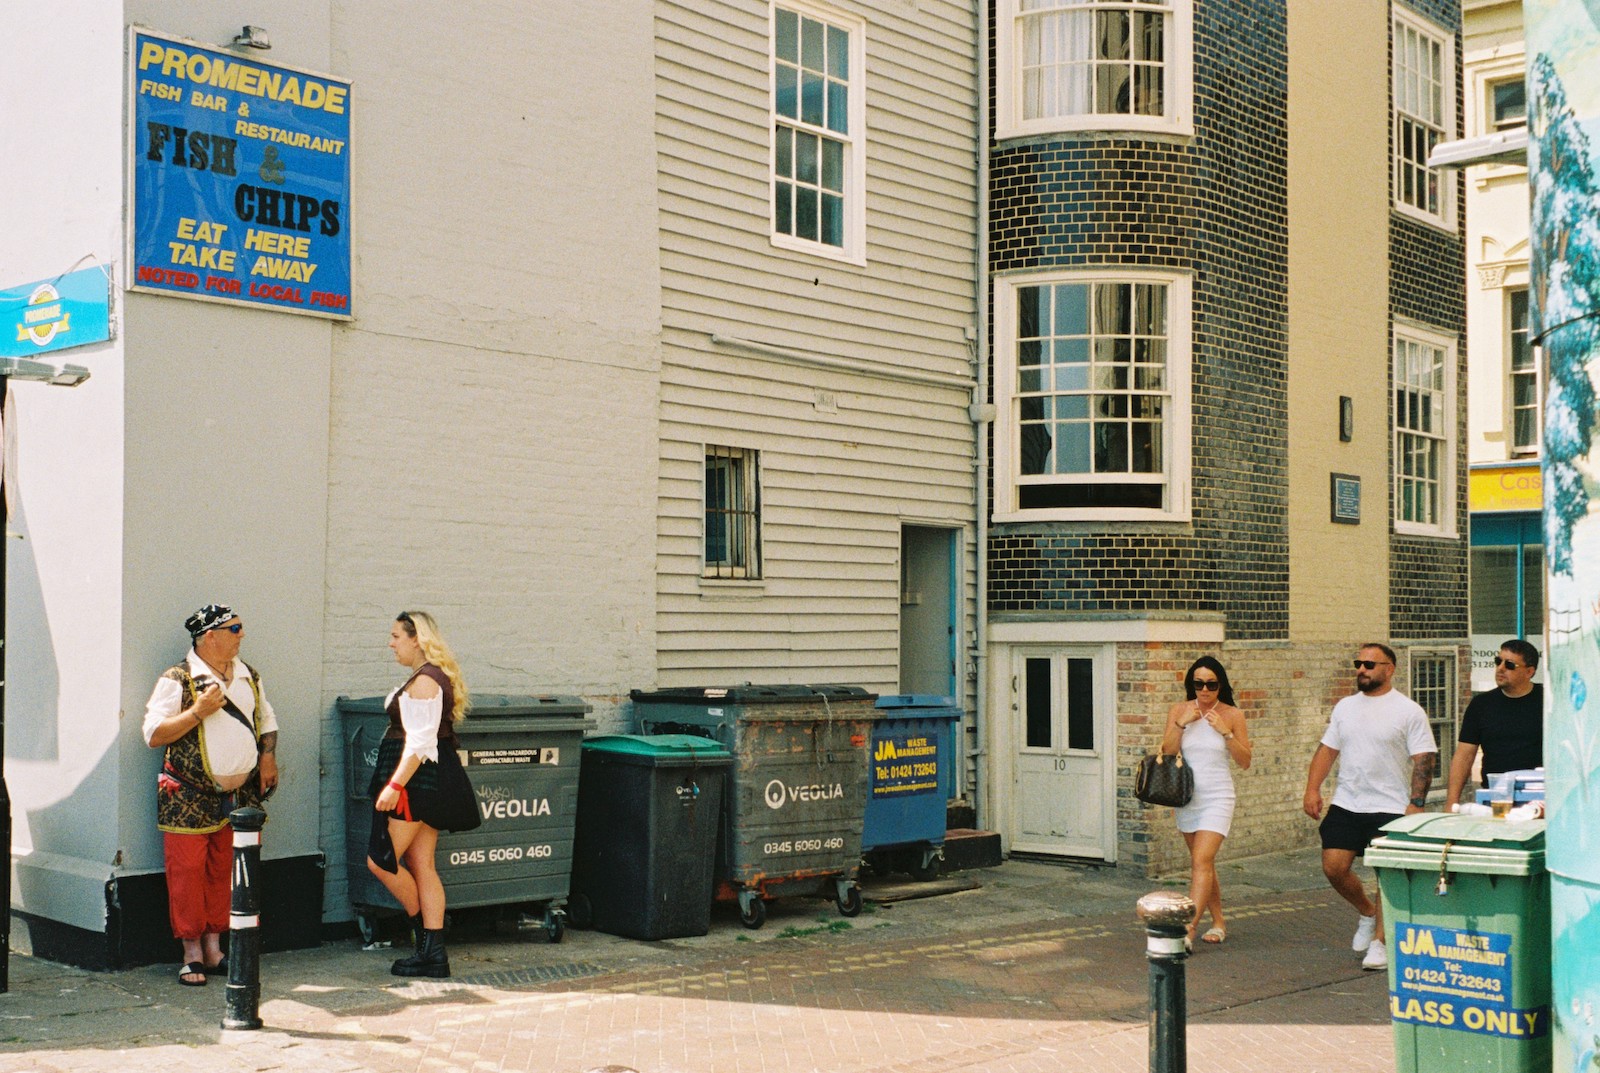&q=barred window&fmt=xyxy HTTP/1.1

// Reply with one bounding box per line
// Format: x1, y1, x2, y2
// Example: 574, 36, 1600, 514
705, 446, 761, 579
1409, 650, 1457, 788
